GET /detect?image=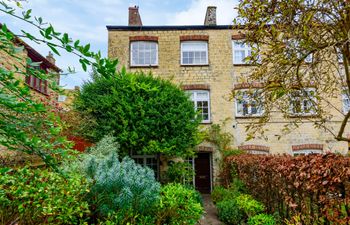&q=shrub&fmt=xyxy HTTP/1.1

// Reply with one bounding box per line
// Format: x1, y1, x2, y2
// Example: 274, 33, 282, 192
211, 186, 239, 204
75, 71, 201, 157
0, 167, 90, 225
217, 199, 244, 225
71, 136, 161, 220
236, 194, 265, 217
163, 161, 194, 185
156, 183, 203, 225
248, 214, 276, 225
224, 153, 350, 224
